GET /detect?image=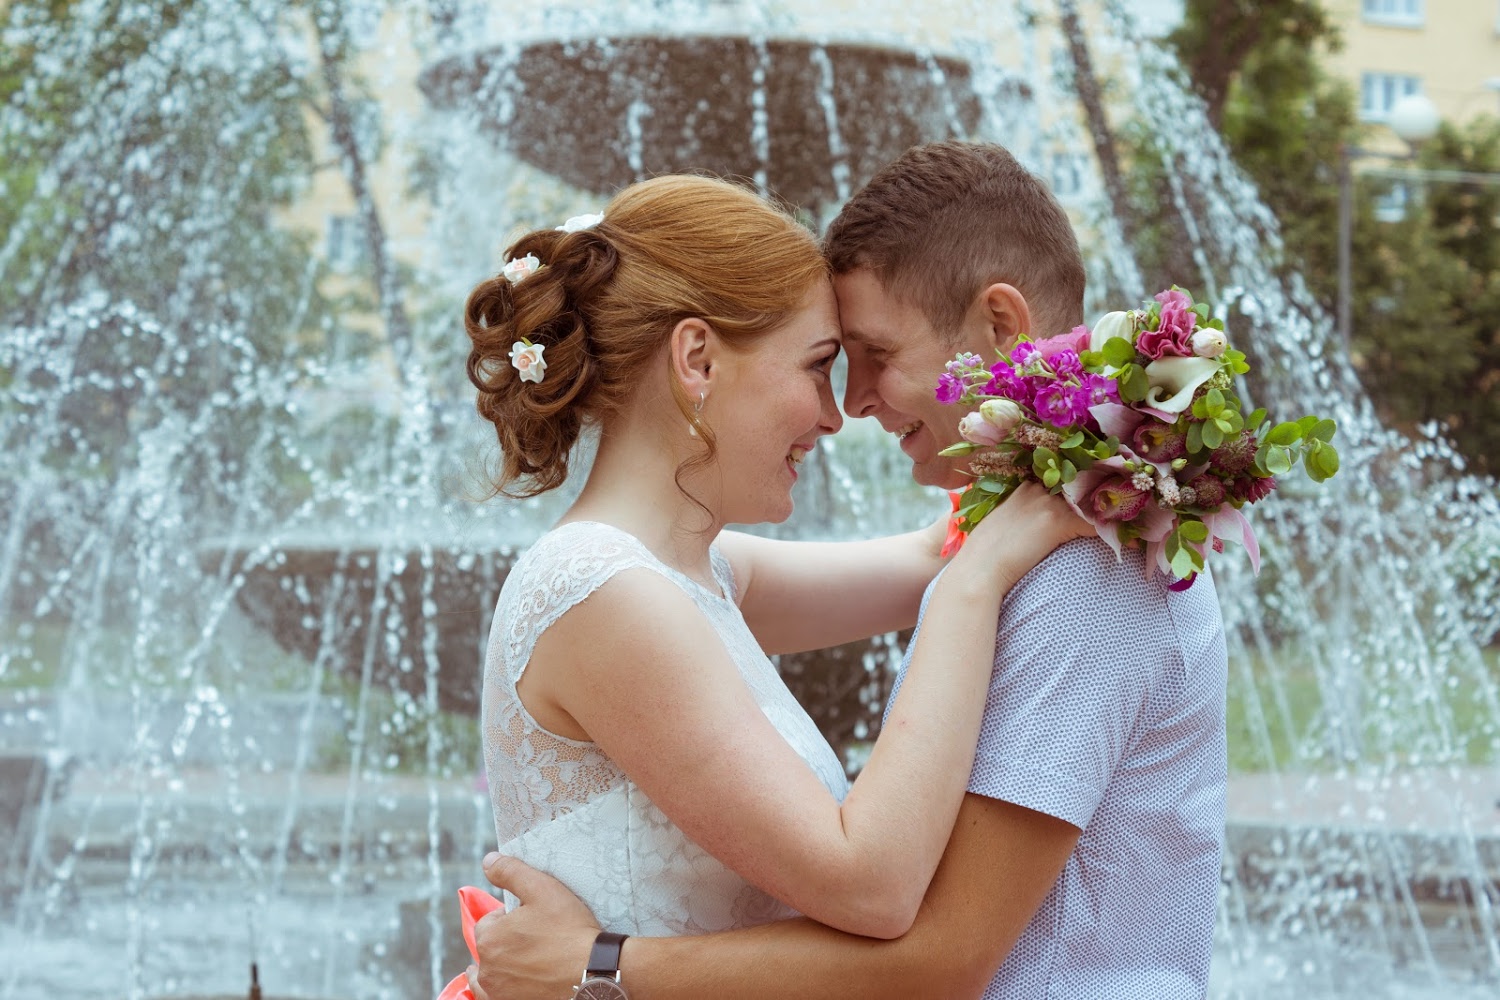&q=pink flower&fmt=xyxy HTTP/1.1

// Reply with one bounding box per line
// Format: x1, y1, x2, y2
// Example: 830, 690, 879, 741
1137, 290, 1197, 361
1086, 476, 1153, 523
958, 411, 1006, 446
1132, 421, 1187, 463
1032, 325, 1092, 360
